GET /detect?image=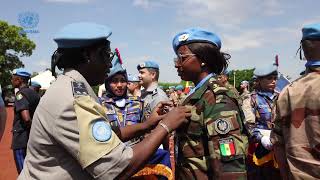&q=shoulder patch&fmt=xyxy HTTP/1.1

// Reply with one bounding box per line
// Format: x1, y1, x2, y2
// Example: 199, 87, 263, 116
71, 81, 88, 97
92, 120, 112, 142
16, 93, 24, 100
215, 118, 231, 134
